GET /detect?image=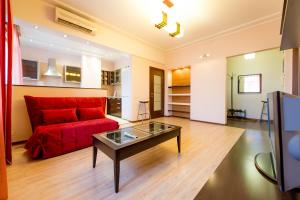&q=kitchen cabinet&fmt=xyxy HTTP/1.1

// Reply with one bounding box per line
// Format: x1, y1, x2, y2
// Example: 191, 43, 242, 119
109, 71, 115, 85
115, 69, 121, 84
101, 70, 110, 85
107, 98, 122, 118
101, 69, 121, 86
